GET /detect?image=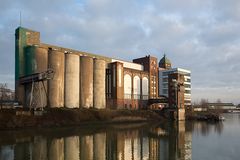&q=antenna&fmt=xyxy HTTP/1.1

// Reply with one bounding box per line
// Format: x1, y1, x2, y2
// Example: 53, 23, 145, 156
19, 11, 22, 27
